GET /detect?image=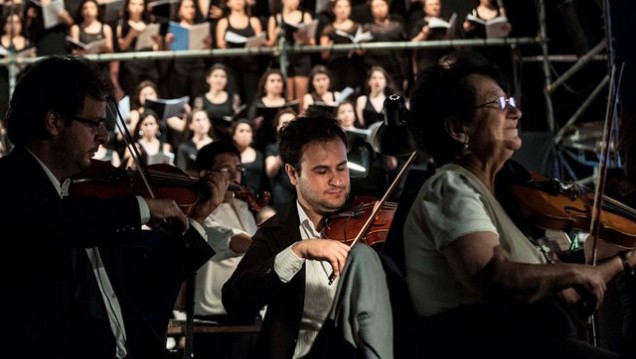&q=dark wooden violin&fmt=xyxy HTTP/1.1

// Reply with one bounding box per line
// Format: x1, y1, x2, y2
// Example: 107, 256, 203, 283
324, 151, 418, 284
323, 195, 397, 251
230, 183, 272, 213
70, 159, 211, 216
504, 160, 636, 250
